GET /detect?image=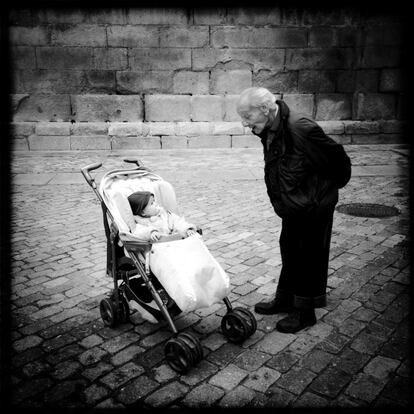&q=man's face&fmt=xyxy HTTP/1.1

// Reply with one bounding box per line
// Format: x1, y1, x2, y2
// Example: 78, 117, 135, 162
237, 104, 270, 135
